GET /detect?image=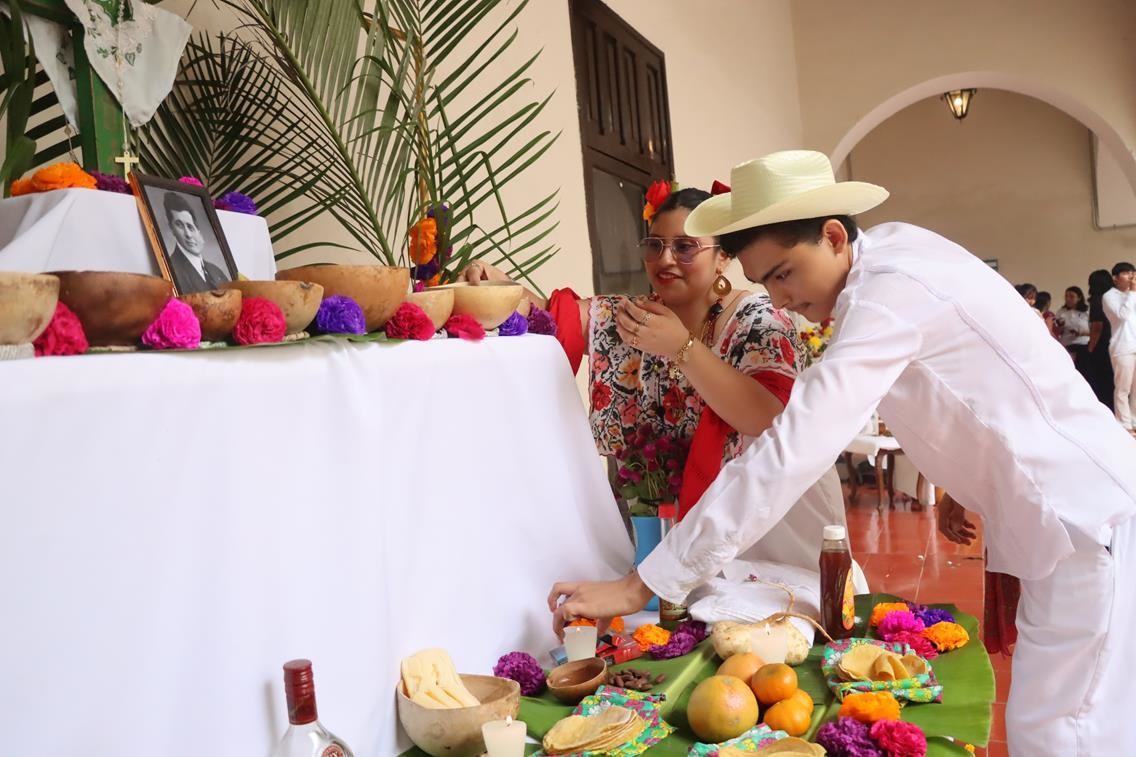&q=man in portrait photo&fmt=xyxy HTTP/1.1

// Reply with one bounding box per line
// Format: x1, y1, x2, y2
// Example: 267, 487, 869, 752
163, 191, 231, 293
